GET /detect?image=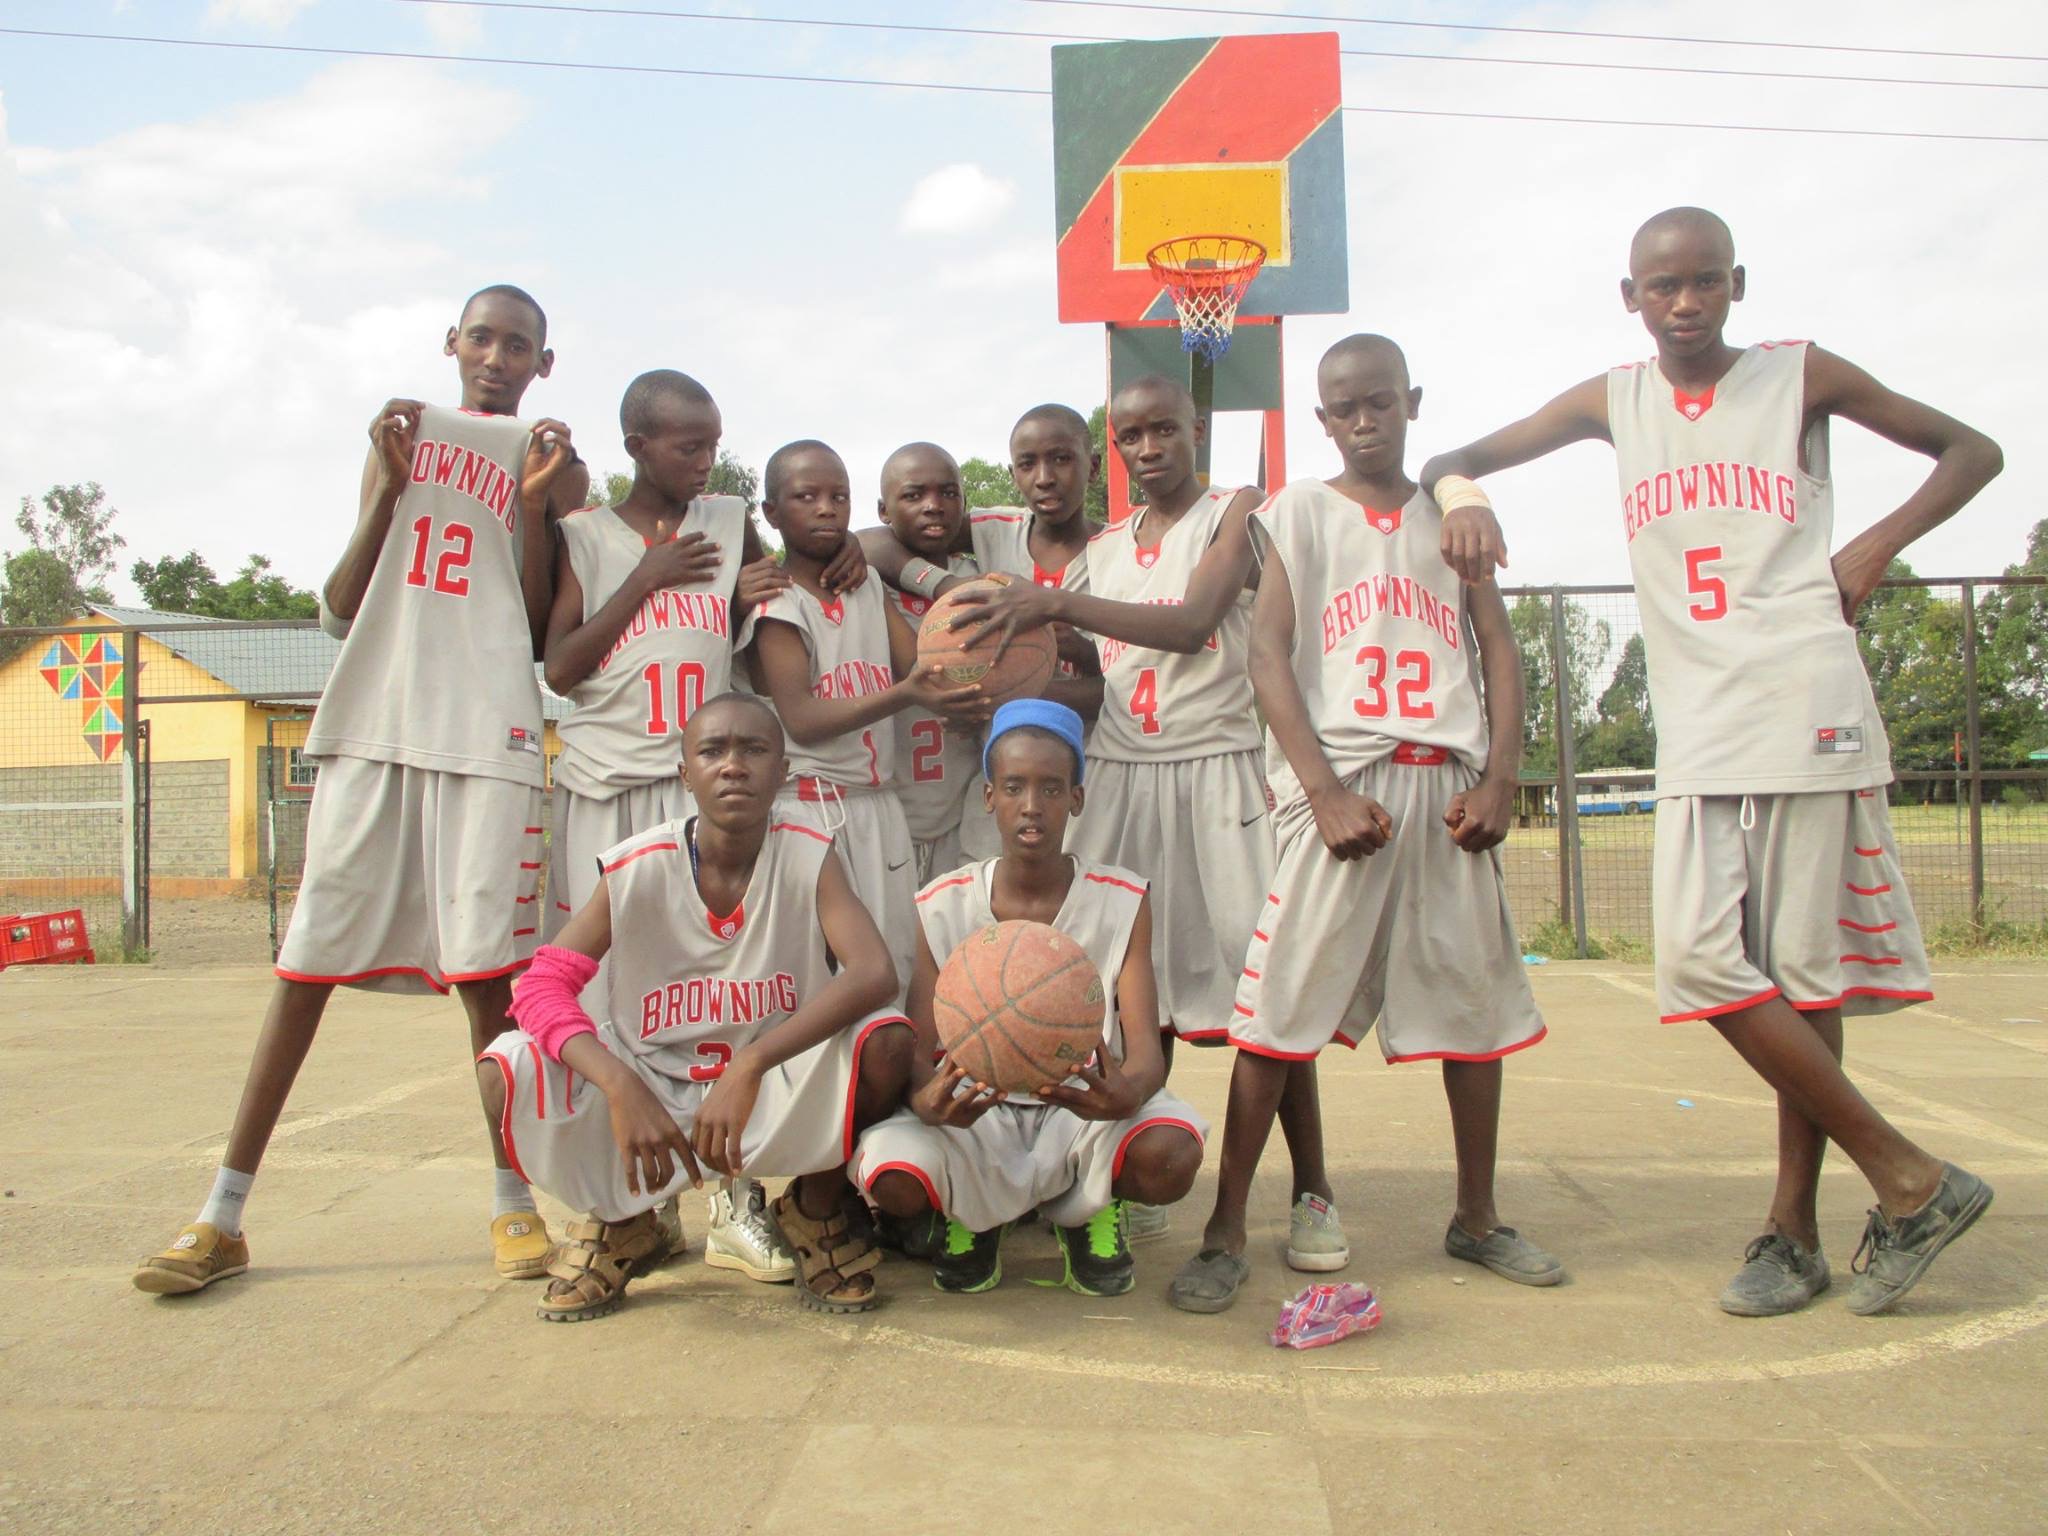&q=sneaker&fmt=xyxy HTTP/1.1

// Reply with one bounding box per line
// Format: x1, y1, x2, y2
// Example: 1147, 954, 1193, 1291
1847, 1162, 1994, 1316
1718, 1233, 1830, 1317
133, 1222, 249, 1296
491, 1210, 553, 1279
1169, 1247, 1251, 1314
1444, 1221, 1566, 1286
875, 1207, 946, 1262
1124, 1202, 1171, 1243
1056, 1200, 1135, 1297
934, 1218, 1004, 1294
704, 1179, 795, 1283
1285, 1193, 1350, 1272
